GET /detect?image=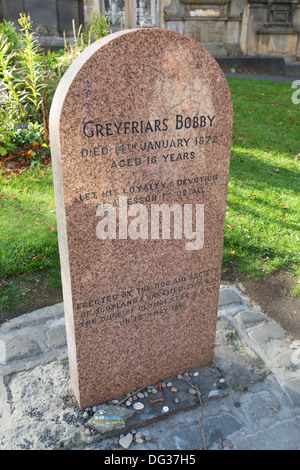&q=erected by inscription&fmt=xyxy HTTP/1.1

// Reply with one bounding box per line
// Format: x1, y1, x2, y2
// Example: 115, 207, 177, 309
50, 29, 233, 409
